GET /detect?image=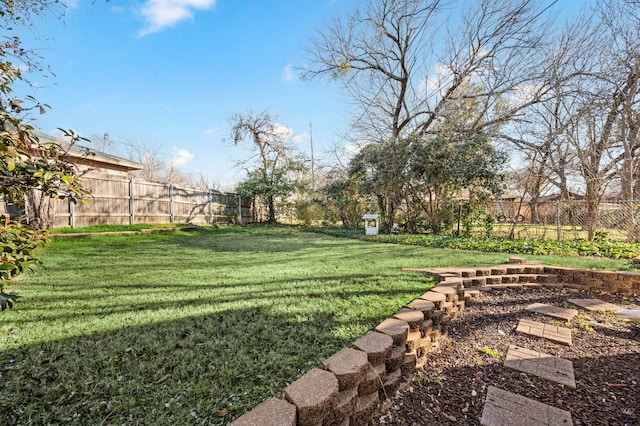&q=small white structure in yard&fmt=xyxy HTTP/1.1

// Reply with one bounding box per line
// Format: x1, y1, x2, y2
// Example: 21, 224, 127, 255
363, 214, 380, 236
